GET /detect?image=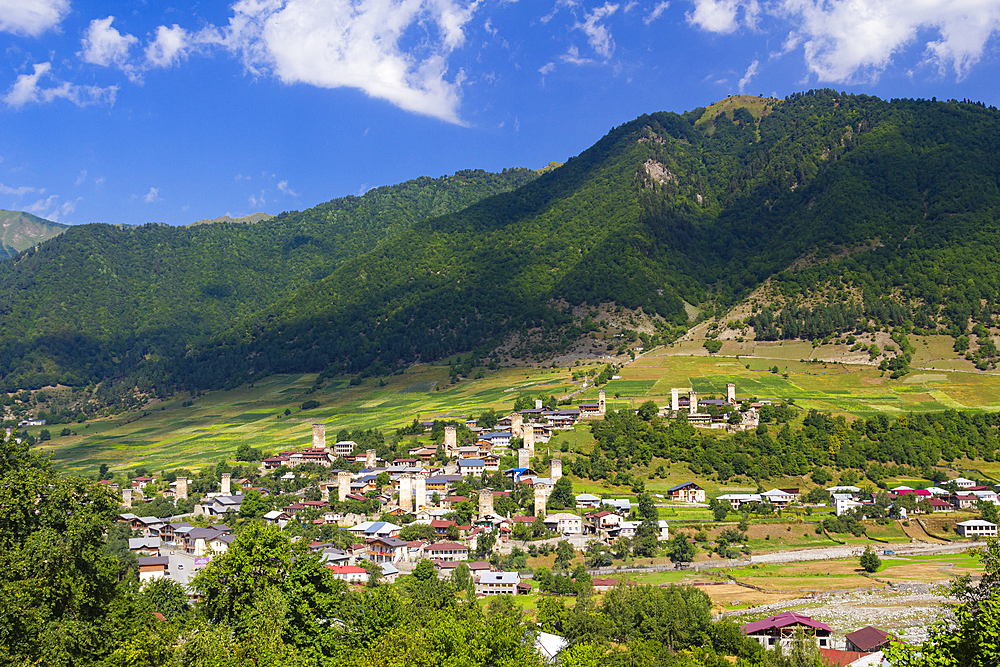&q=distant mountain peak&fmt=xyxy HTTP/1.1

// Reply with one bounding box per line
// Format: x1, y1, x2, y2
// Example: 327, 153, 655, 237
0, 209, 68, 259
187, 212, 275, 227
